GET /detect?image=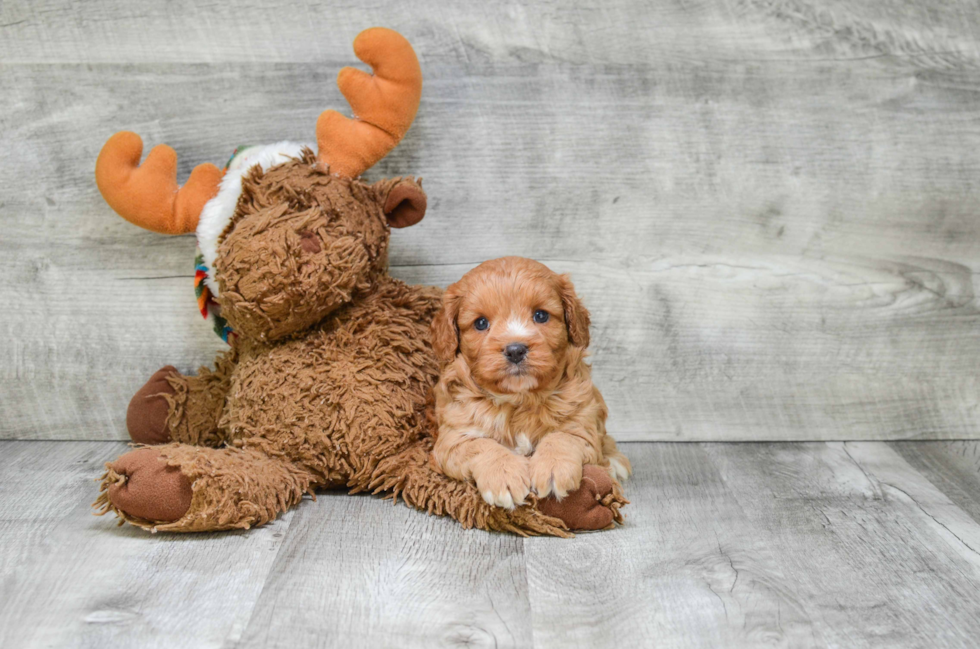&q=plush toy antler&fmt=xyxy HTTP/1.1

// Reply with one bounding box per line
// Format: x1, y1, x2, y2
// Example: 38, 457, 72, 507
316, 27, 423, 178
95, 131, 223, 235
95, 27, 418, 232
